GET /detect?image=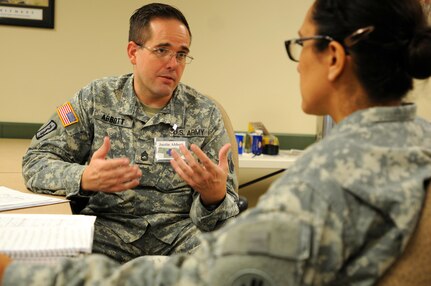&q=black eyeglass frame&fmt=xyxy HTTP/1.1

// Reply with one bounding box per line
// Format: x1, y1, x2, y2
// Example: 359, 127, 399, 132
284, 35, 334, 62
284, 26, 375, 63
